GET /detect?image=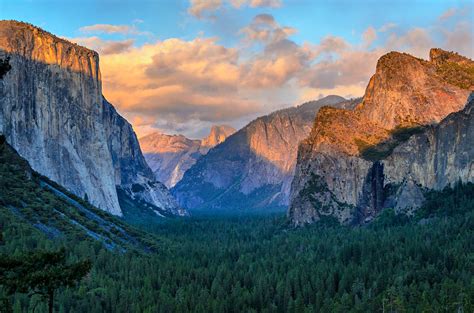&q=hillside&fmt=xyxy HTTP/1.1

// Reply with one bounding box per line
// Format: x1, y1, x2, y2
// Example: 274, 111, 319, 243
0, 135, 159, 252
